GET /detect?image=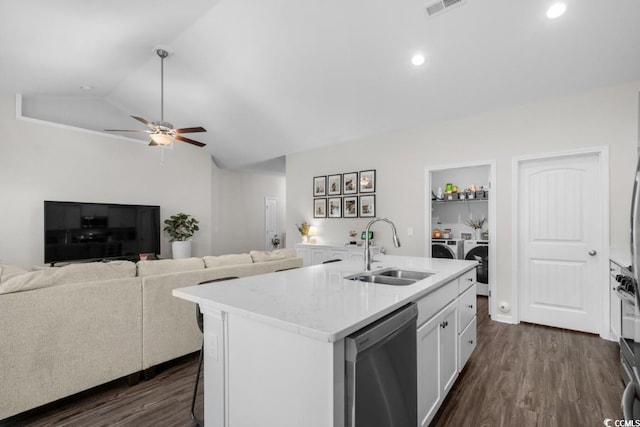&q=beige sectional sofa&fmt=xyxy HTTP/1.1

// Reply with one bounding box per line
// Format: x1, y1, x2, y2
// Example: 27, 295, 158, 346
0, 249, 302, 420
